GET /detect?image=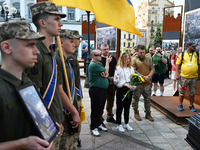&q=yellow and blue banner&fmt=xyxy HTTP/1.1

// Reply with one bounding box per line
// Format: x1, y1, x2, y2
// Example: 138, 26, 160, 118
49, 0, 143, 37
